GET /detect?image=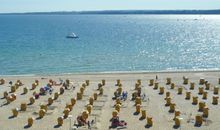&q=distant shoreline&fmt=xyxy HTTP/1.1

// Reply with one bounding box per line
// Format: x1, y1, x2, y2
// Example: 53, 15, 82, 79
1, 9, 220, 15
